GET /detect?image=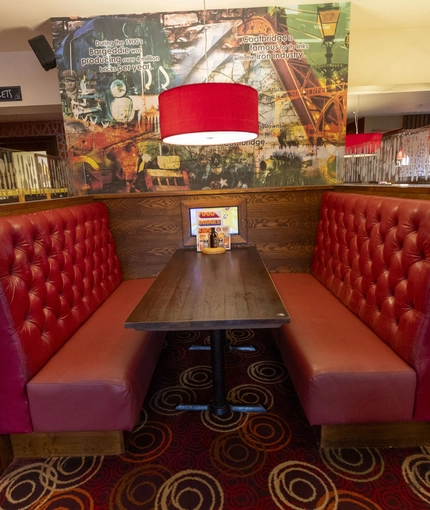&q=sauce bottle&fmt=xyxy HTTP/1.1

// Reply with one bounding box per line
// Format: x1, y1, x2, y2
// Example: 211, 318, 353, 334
210, 227, 218, 248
